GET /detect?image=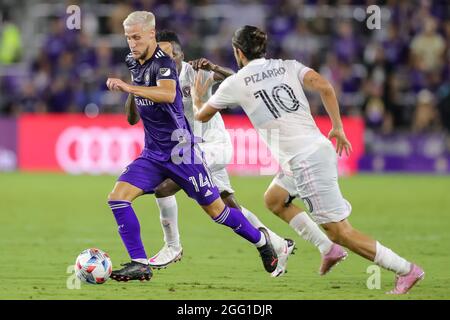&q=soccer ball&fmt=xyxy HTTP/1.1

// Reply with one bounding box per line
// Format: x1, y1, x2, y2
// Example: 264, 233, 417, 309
74, 248, 112, 284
